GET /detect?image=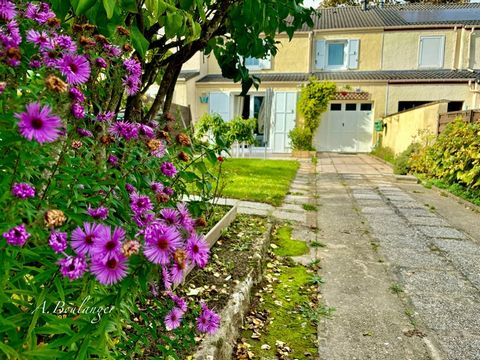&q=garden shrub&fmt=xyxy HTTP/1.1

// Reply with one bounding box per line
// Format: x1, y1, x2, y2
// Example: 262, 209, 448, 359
0, 2, 223, 358
194, 114, 256, 148
371, 144, 395, 165
289, 127, 314, 151
394, 143, 421, 175
409, 119, 480, 188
